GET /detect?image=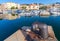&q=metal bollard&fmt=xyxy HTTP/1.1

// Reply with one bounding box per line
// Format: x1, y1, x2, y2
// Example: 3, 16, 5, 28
39, 24, 48, 39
